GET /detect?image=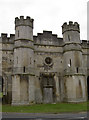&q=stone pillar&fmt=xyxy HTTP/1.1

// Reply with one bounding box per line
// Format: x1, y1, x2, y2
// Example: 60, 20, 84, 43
35, 76, 42, 103
54, 75, 60, 102
28, 75, 35, 104
12, 75, 20, 105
